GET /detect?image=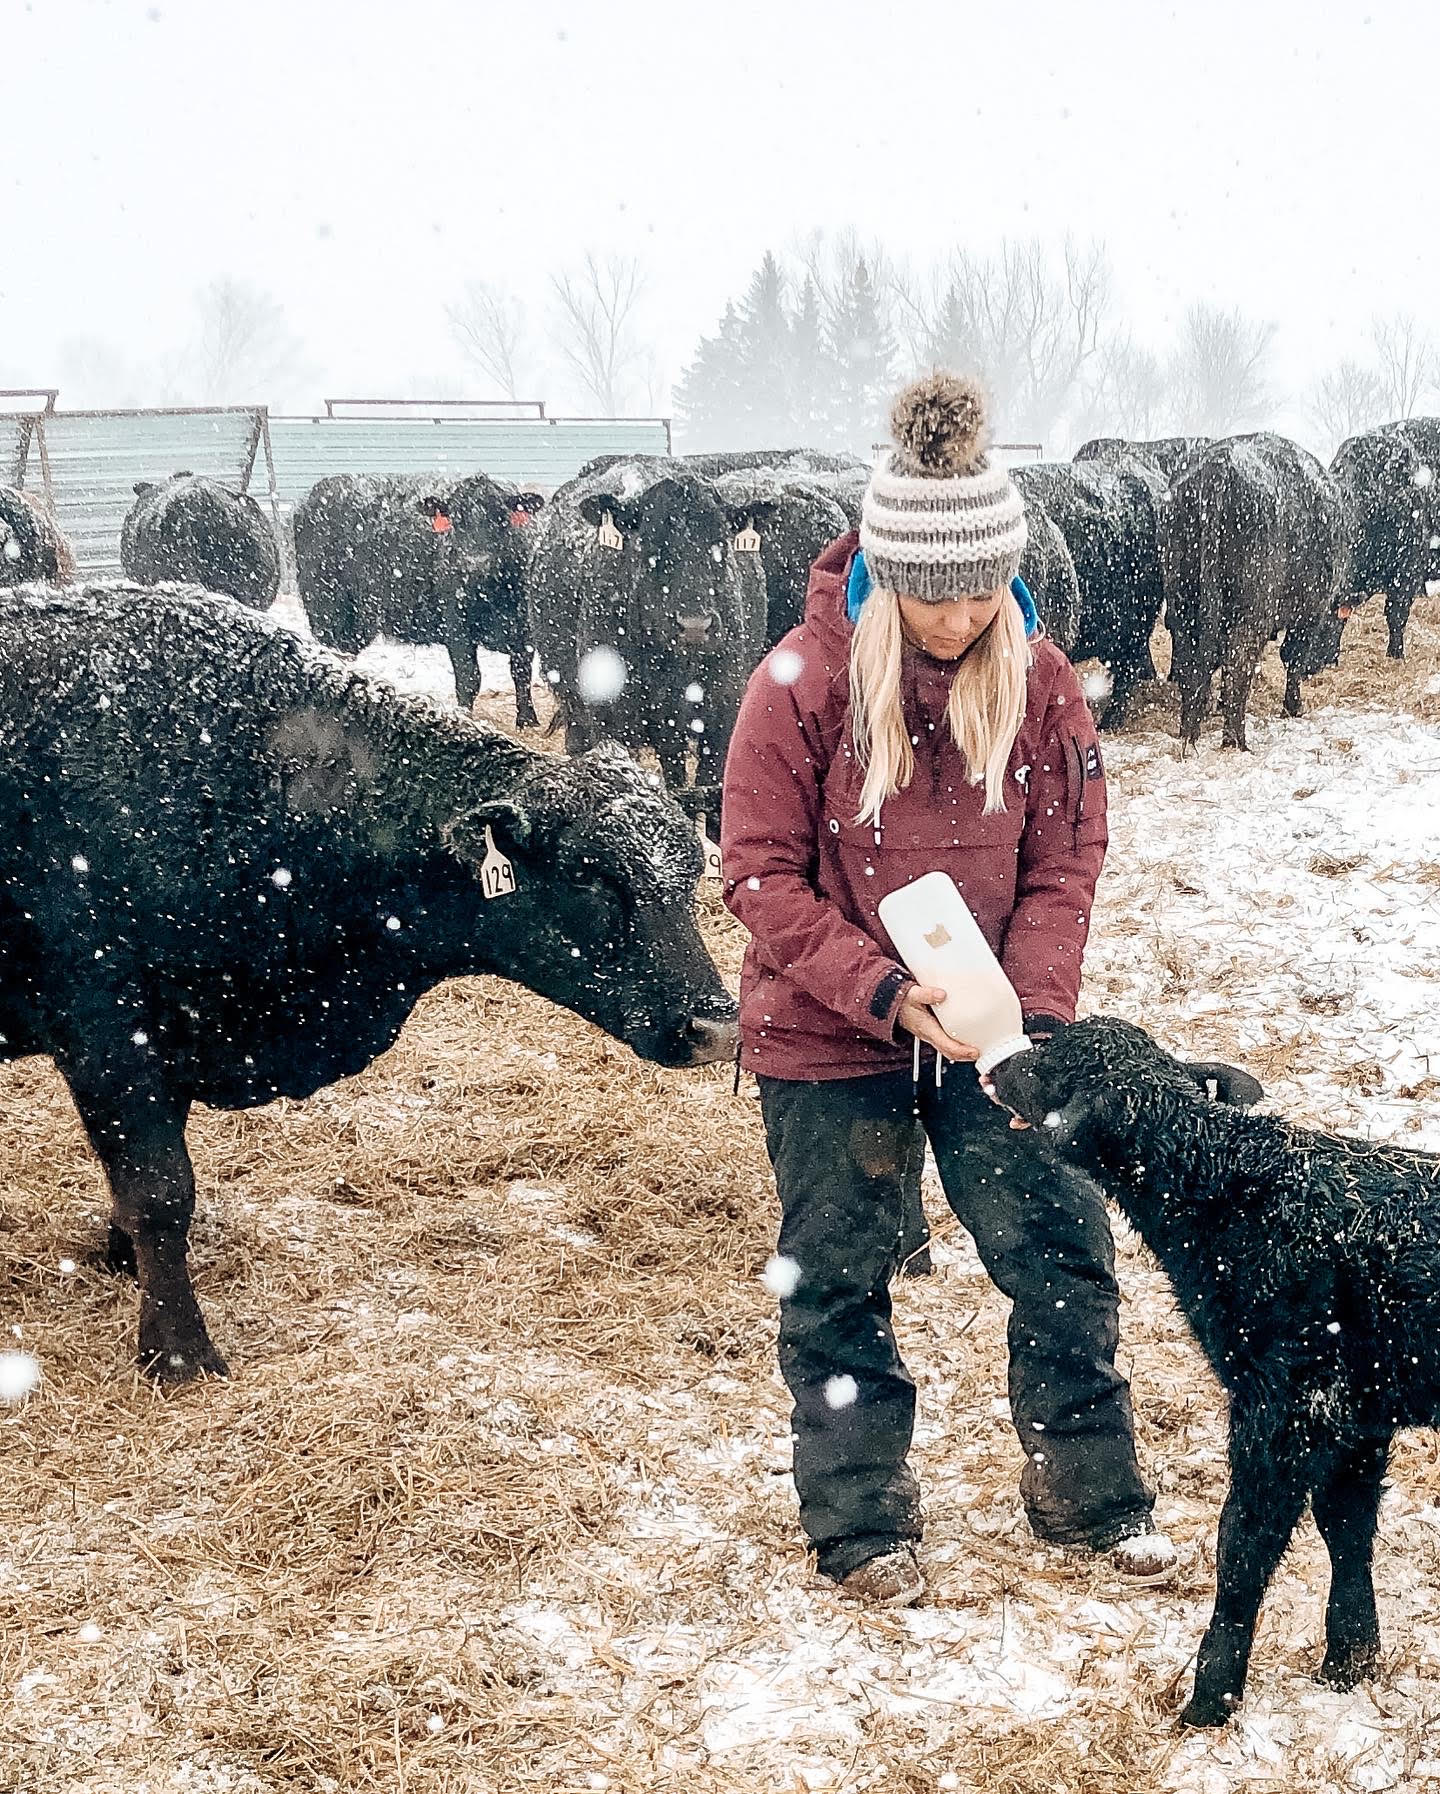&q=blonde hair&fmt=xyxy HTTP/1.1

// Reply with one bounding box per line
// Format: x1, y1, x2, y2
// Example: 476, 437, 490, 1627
849, 587, 1032, 825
